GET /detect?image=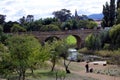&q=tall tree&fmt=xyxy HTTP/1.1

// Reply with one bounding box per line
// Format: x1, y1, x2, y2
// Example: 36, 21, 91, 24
101, 2, 110, 28
52, 9, 71, 22
26, 15, 34, 22
102, 0, 116, 27
117, 0, 120, 9
19, 16, 26, 26
109, 0, 116, 27
49, 40, 62, 72
116, 8, 120, 24
116, 0, 120, 24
